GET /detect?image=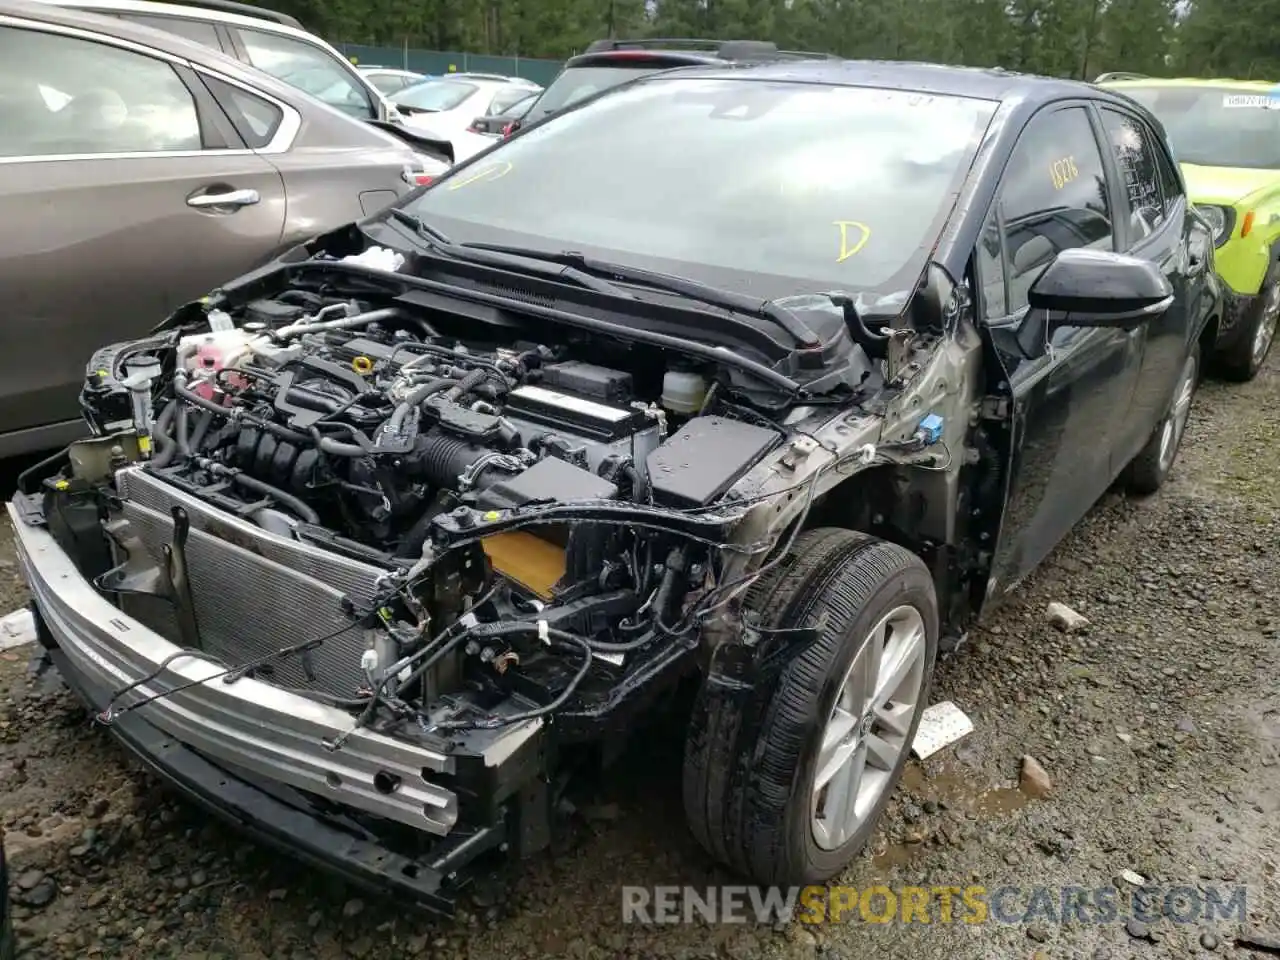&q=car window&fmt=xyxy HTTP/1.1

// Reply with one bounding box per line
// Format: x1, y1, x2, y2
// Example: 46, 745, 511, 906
507, 94, 536, 119
487, 86, 535, 116
1117, 84, 1280, 170
524, 64, 667, 123
975, 205, 1008, 319
203, 76, 282, 148
392, 80, 478, 112
1099, 108, 1166, 243
1152, 129, 1184, 216
0, 26, 202, 157
115, 12, 220, 50
367, 73, 412, 95
998, 106, 1114, 316
235, 27, 373, 120
406, 79, 996, 303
